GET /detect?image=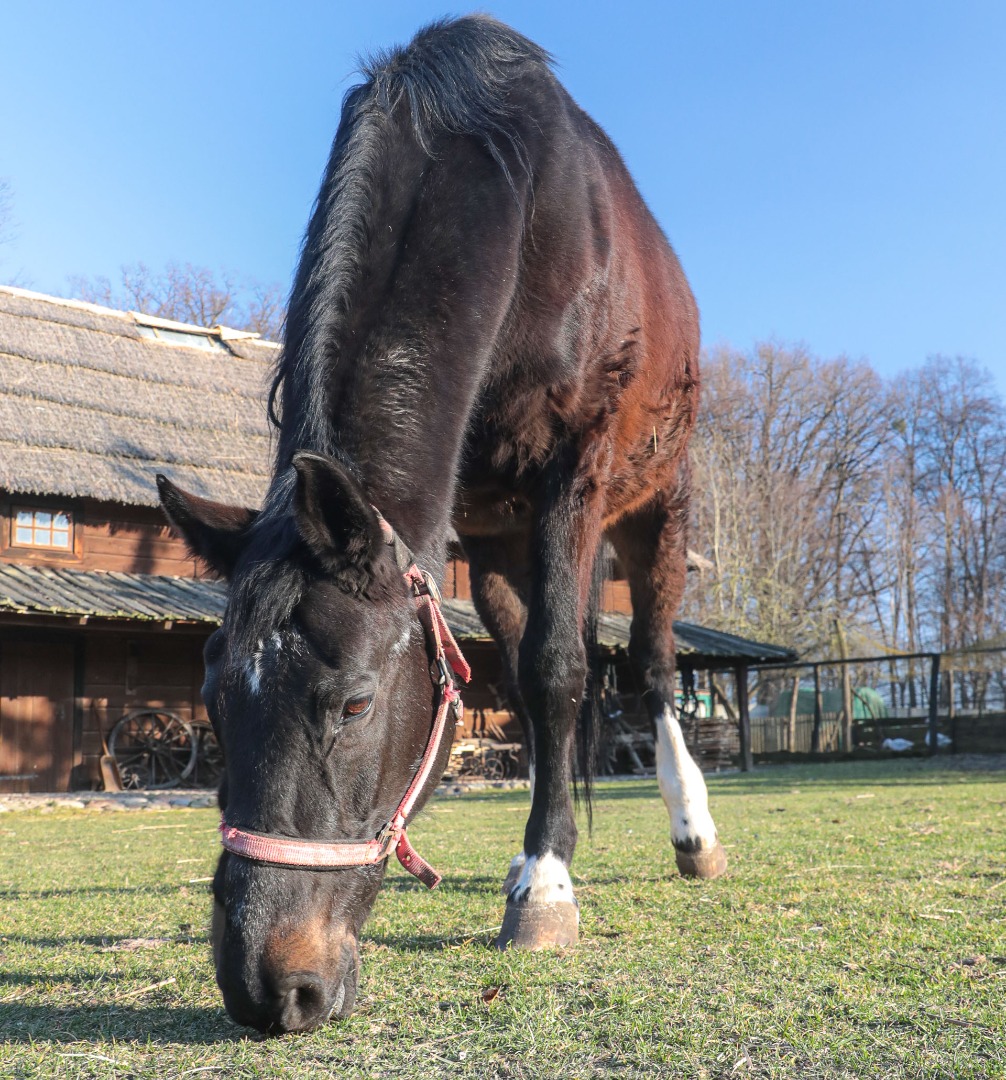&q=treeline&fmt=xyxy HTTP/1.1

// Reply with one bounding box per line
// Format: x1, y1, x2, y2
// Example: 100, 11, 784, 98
685, 344, 1006, 660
